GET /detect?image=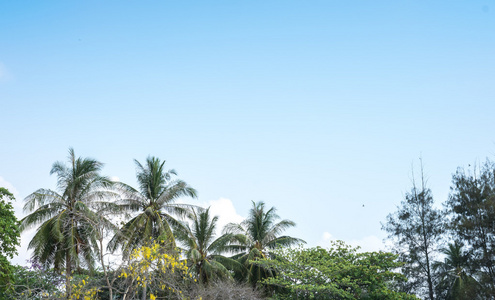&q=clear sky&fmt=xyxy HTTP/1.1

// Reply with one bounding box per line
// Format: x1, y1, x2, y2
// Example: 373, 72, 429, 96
1, 1, 494, 265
